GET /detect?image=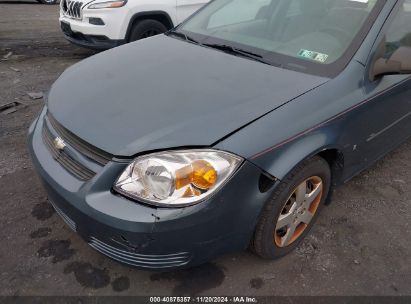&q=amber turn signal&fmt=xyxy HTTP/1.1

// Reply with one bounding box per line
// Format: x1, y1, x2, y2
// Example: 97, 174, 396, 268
175, 160, 217, 193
